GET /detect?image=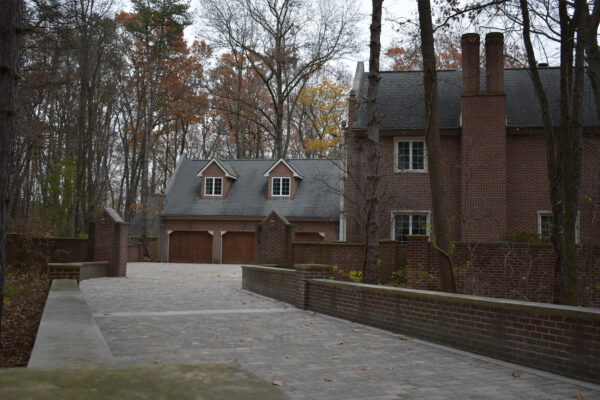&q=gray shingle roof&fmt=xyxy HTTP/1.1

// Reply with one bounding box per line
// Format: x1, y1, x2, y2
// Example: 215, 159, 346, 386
352, 67, 600, 130
162, 158, 341, 220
